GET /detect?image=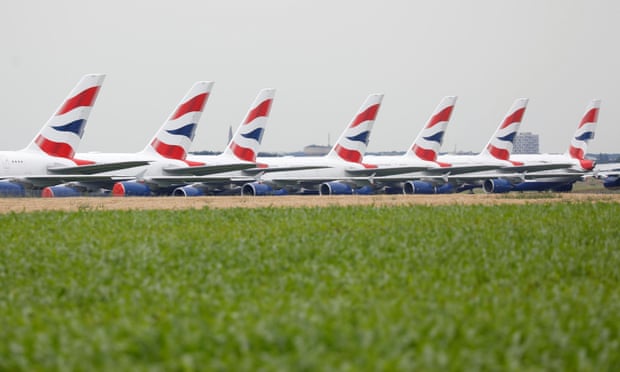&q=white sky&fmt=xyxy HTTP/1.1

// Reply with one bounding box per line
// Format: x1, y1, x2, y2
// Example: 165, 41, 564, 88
1, 0, 618, 154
